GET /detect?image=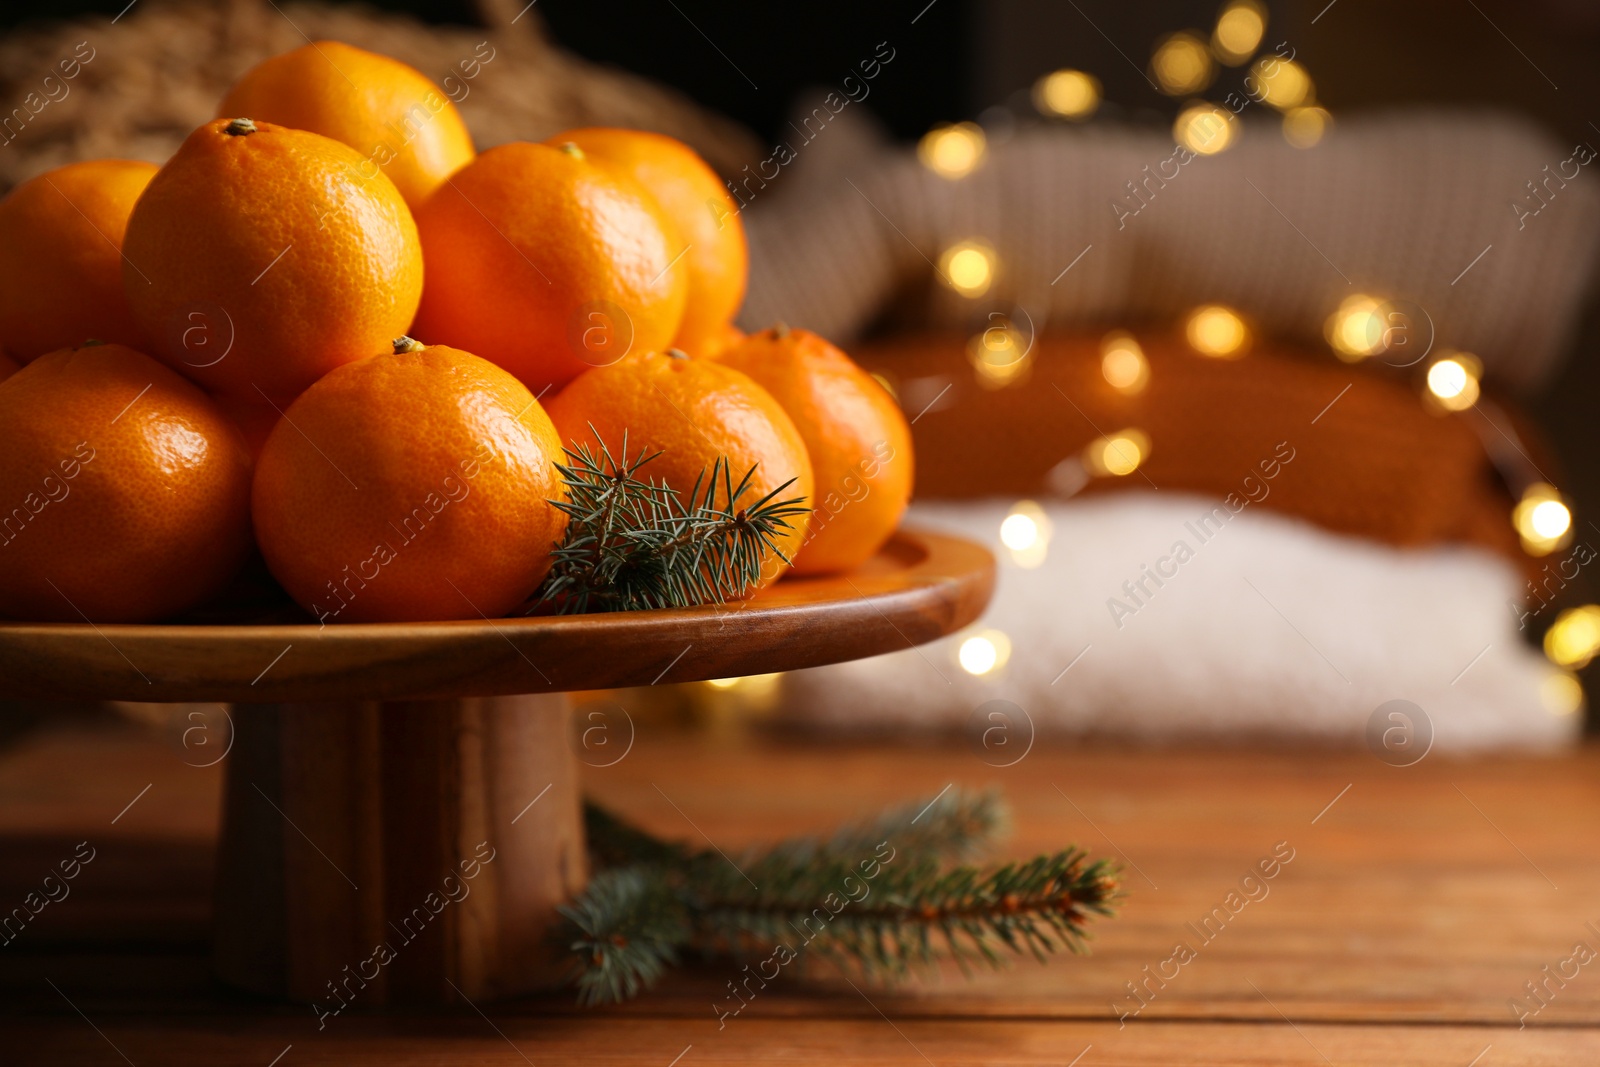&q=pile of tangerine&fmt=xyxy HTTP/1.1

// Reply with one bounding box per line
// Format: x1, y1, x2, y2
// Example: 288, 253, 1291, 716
0, 42, 912, 625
